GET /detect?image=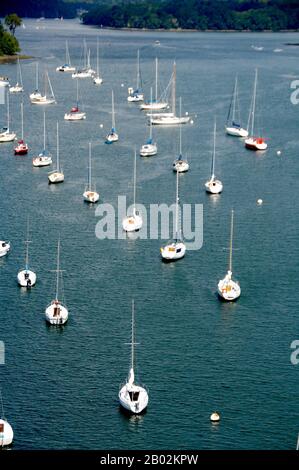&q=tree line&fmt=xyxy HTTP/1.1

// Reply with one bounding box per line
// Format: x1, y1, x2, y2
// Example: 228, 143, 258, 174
82, 0, 299, 31
0, 14, 22, 56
